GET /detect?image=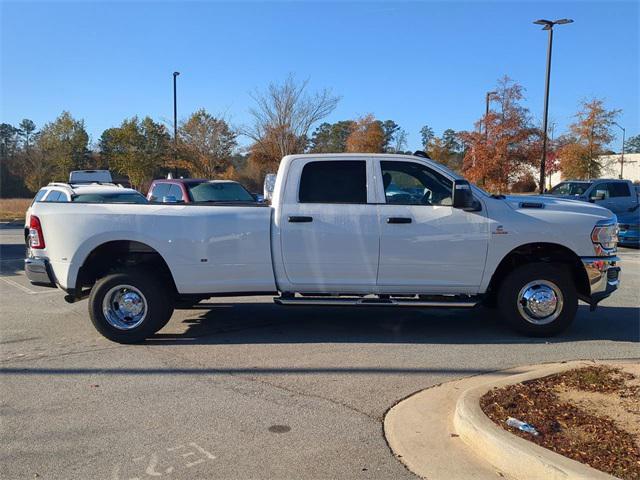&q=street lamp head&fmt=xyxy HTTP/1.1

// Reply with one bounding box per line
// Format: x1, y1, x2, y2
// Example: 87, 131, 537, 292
173, 71, 180, 77
534, 19, 553, 25
554, 18, 574, 25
